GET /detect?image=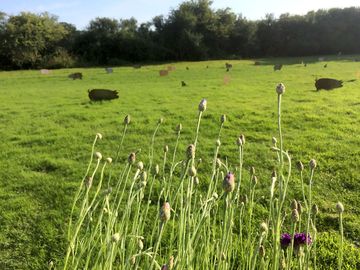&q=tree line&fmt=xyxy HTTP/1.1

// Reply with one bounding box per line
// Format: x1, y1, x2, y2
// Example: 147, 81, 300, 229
1, 0, 360, 69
